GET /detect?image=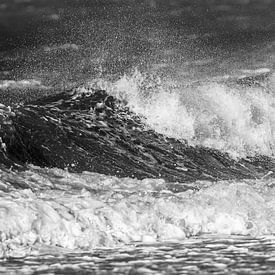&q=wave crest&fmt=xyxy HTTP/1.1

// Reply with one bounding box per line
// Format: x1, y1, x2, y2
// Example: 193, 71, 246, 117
89, 70, 275, 157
